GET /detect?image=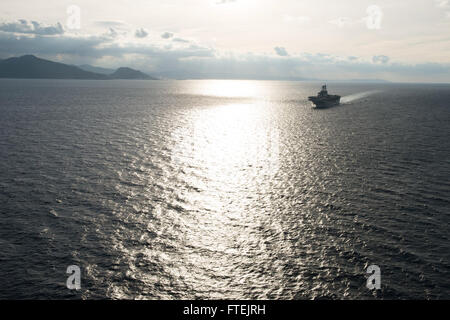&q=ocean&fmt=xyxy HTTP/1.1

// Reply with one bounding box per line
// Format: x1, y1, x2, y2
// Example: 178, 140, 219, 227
0, 79, 449, 299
